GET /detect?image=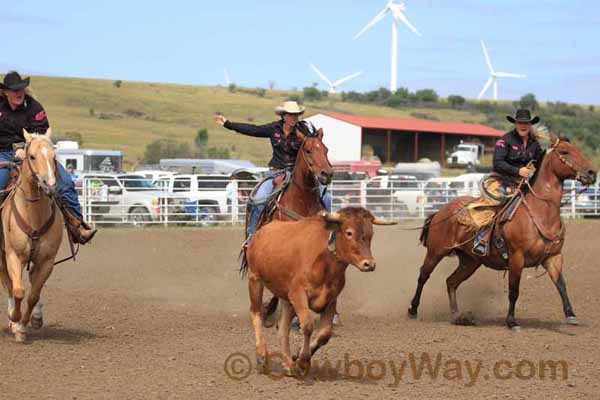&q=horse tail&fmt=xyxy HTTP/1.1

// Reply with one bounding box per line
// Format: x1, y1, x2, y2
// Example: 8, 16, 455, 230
263, 296, 279, 322
419, 213, 435, 246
